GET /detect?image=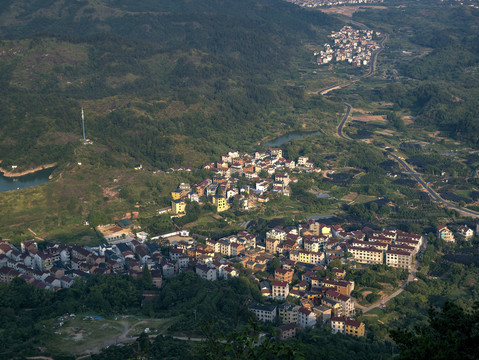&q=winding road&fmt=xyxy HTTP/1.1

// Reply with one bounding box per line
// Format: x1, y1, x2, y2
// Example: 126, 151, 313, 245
337, 103, 352, 140
322, 31, 479, 219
